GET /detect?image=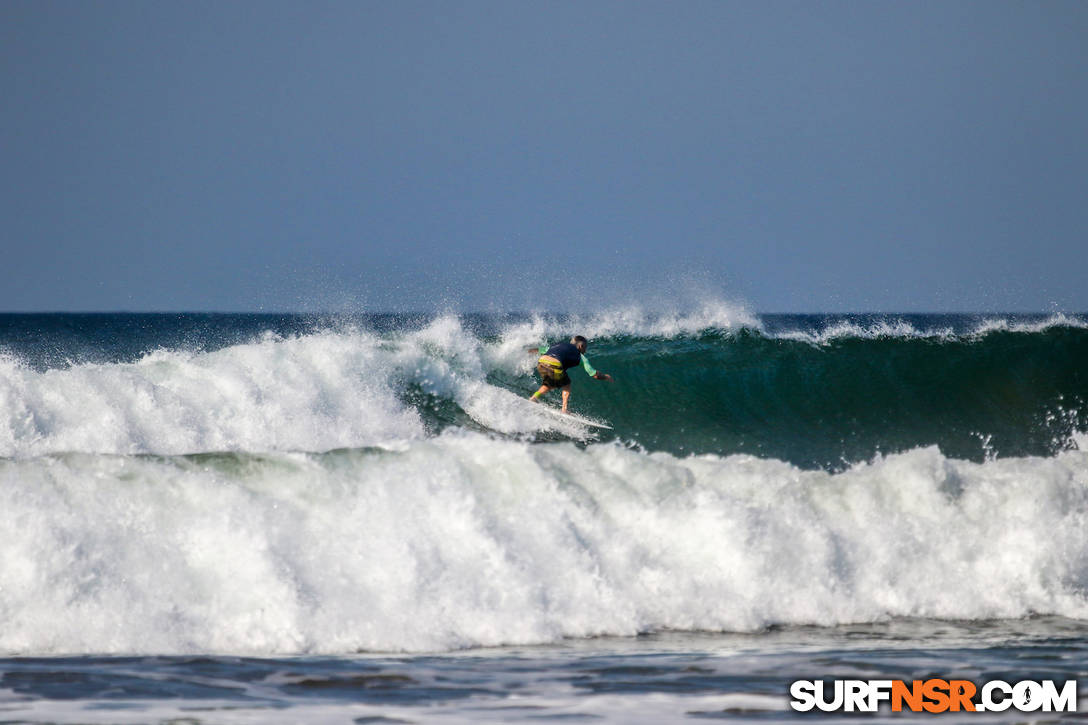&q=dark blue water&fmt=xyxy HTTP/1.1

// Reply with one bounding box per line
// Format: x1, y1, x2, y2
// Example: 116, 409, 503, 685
3, 619, 1086, 723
